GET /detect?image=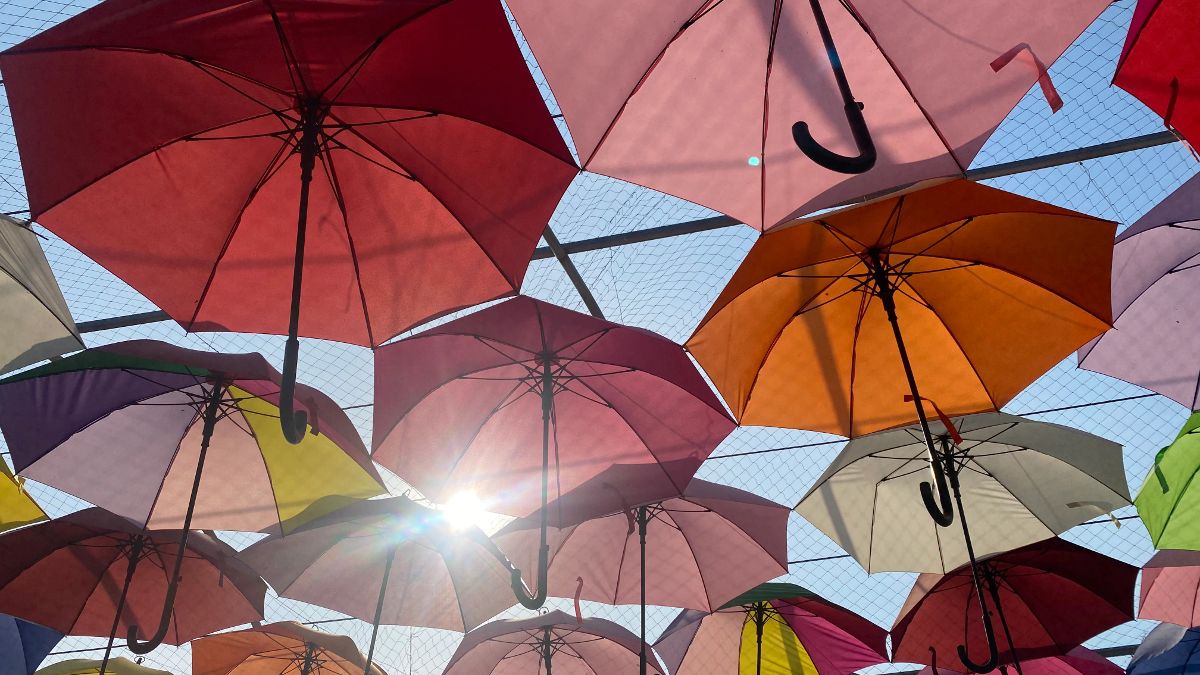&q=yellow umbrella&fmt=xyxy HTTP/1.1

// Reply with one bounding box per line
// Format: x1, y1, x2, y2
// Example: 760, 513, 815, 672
36, 658, 172, 675
0, 456, 45, 533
